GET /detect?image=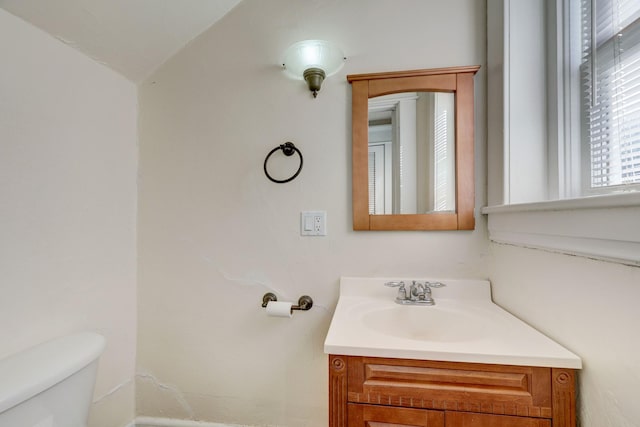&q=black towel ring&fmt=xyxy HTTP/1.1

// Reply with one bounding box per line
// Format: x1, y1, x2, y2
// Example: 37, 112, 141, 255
263, 142, 303, 184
